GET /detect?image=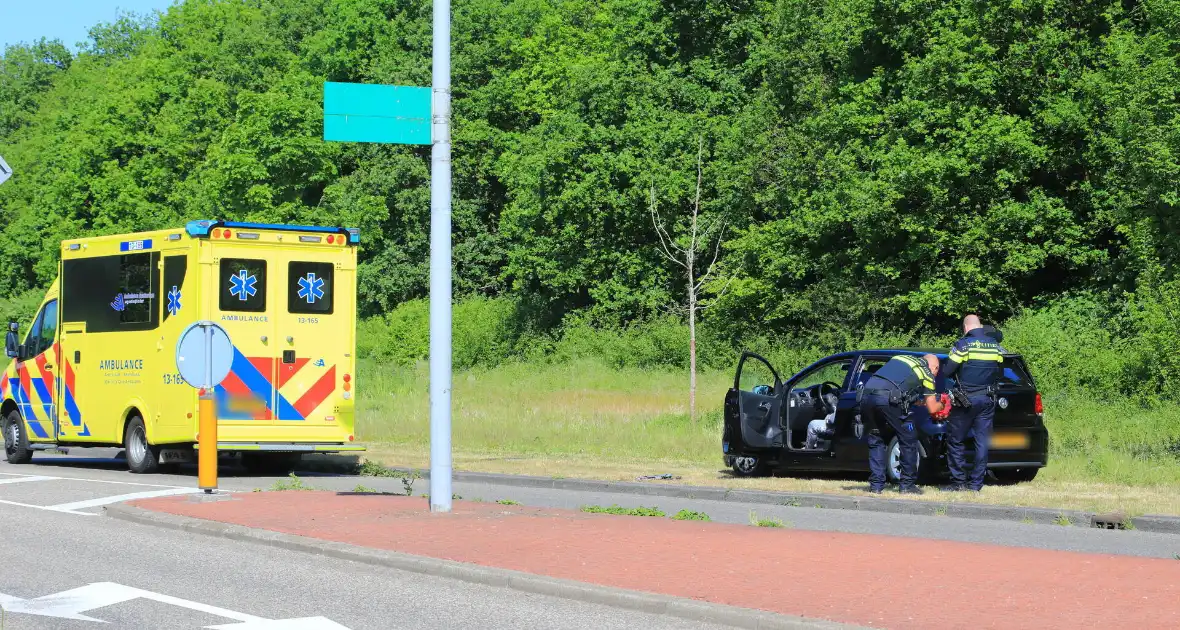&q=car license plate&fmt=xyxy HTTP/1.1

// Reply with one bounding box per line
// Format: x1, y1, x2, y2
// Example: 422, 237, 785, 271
990, 432, 1029, 450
